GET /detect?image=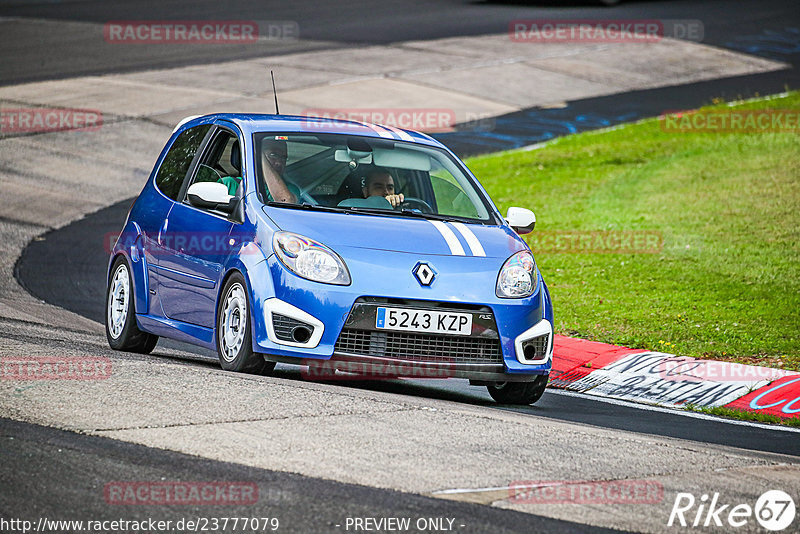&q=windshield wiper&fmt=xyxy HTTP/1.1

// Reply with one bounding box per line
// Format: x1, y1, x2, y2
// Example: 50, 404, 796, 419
266, 202, 486, 224
267, 201, 346, 214
347, 206, 474, 223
